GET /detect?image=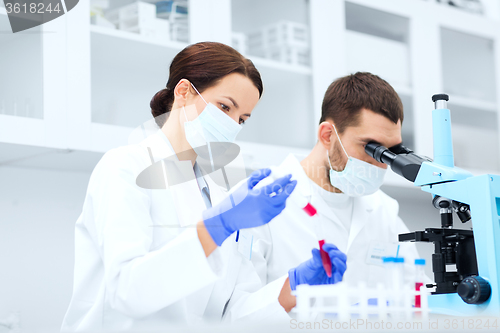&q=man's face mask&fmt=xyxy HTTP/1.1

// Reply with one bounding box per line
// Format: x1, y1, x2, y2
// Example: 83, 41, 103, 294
327, 123, 387, 197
